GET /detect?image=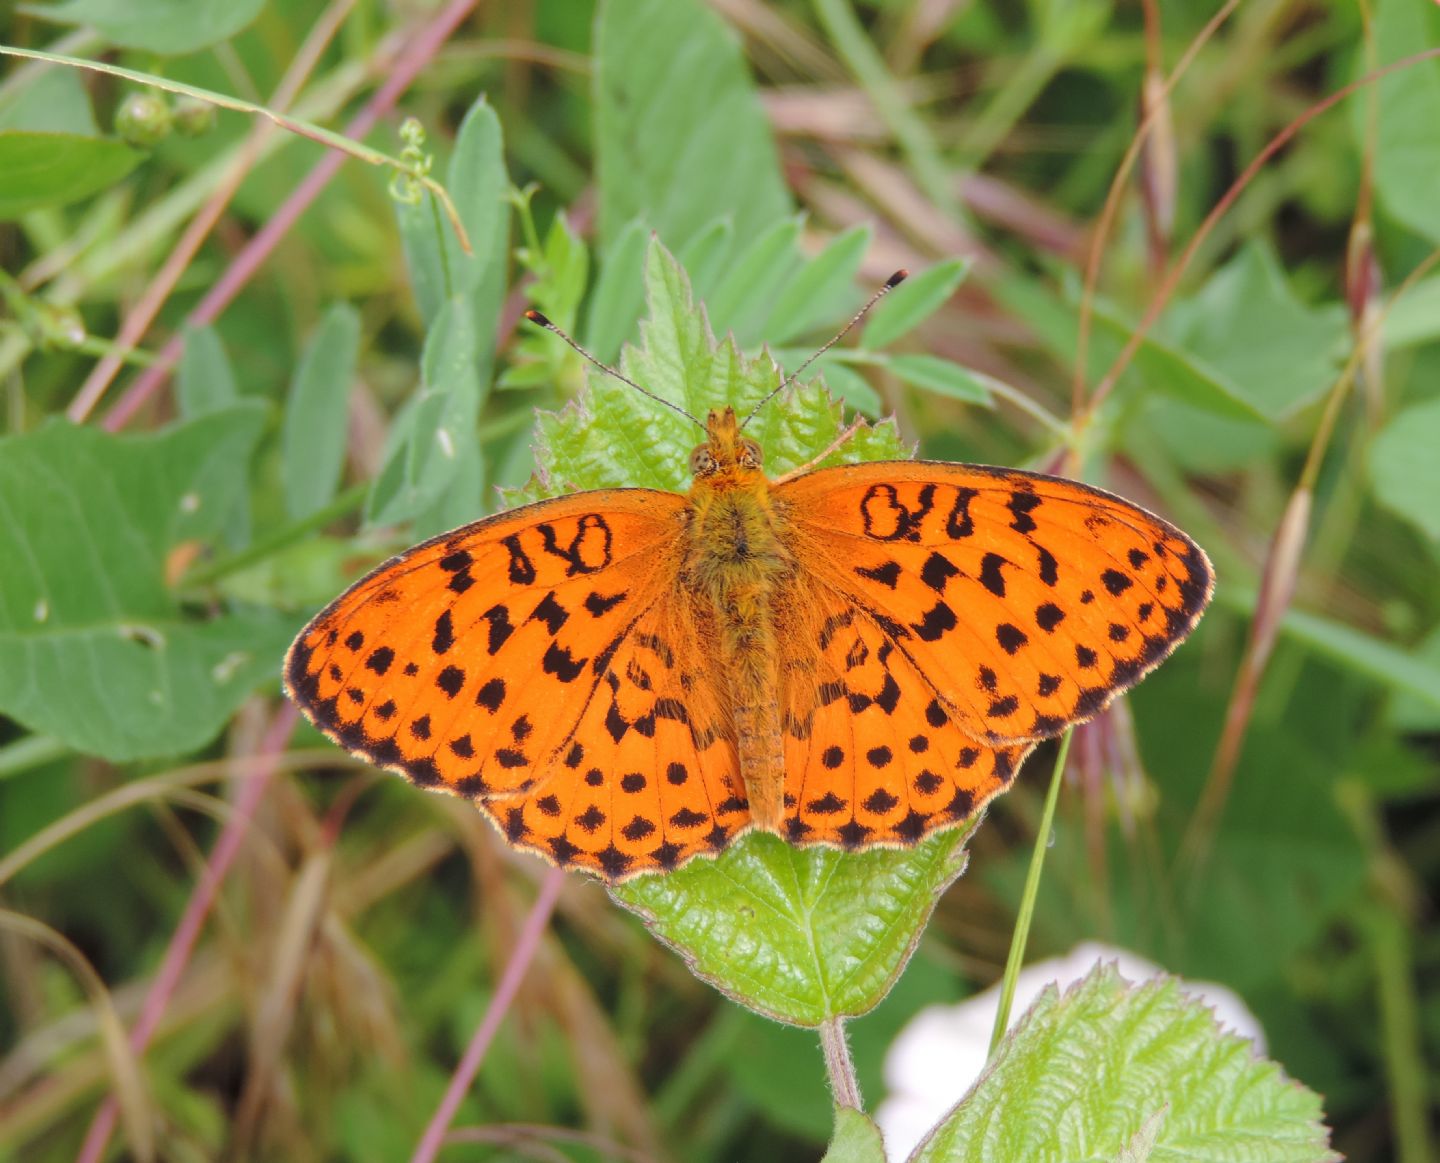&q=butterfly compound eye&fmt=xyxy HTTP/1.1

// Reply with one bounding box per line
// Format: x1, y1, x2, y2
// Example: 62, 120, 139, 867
740, 438, 763, 468
690, 445, 718, 476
